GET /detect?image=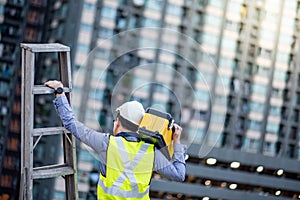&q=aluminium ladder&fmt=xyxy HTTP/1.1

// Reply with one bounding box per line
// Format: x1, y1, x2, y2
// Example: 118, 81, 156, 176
20, 43, 78, 200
